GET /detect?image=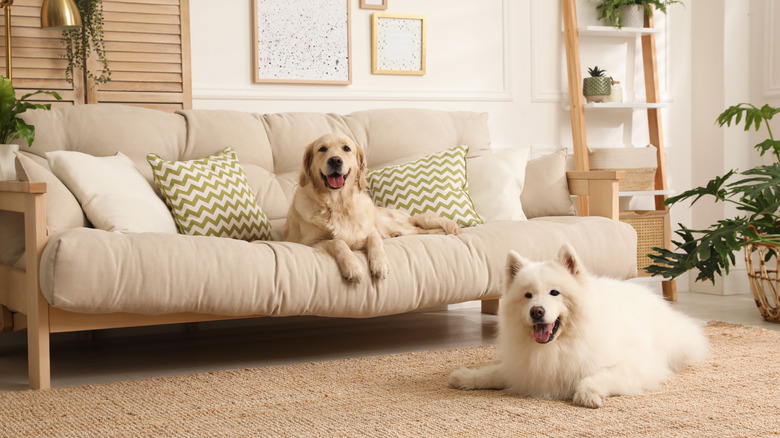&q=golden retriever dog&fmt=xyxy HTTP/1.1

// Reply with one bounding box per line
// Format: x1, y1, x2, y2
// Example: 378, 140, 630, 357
285, 133, 460, 283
